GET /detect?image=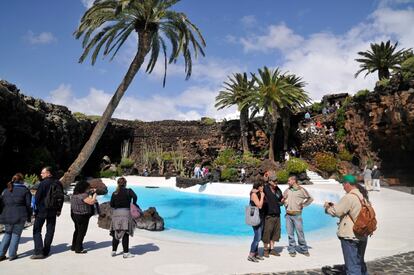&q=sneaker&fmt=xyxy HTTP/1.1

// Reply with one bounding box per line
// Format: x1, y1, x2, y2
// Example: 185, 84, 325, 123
30, 254, 45, 260
111, 251, 116, 257
123, 253, 134, 259
9, 255, 17, 261
300, 251, 310, 257
255, 255, 264, 260
0, 255, 6, 261
270, 250, 281, 256
247, 255, 259, 263
289, 252, 296, 257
